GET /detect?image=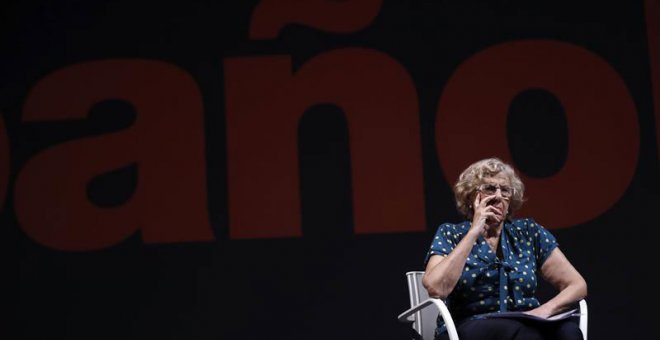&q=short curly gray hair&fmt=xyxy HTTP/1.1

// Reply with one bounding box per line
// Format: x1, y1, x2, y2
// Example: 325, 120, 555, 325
454, 158, 525, 218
